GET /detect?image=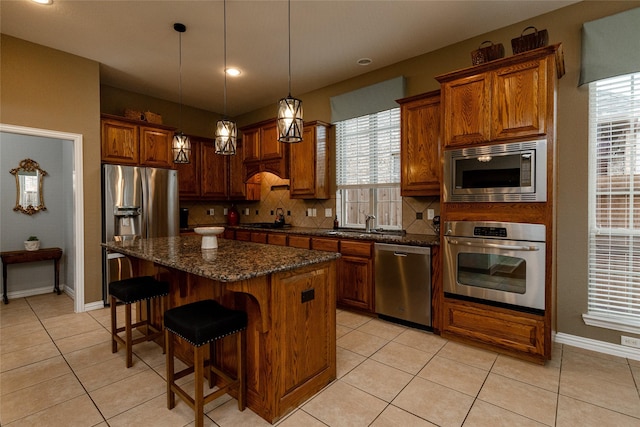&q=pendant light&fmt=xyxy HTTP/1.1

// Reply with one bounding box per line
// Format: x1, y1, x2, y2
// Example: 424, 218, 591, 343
172, 22, 191, 163
277, 0, 303, 143
215, 0, 237, 155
